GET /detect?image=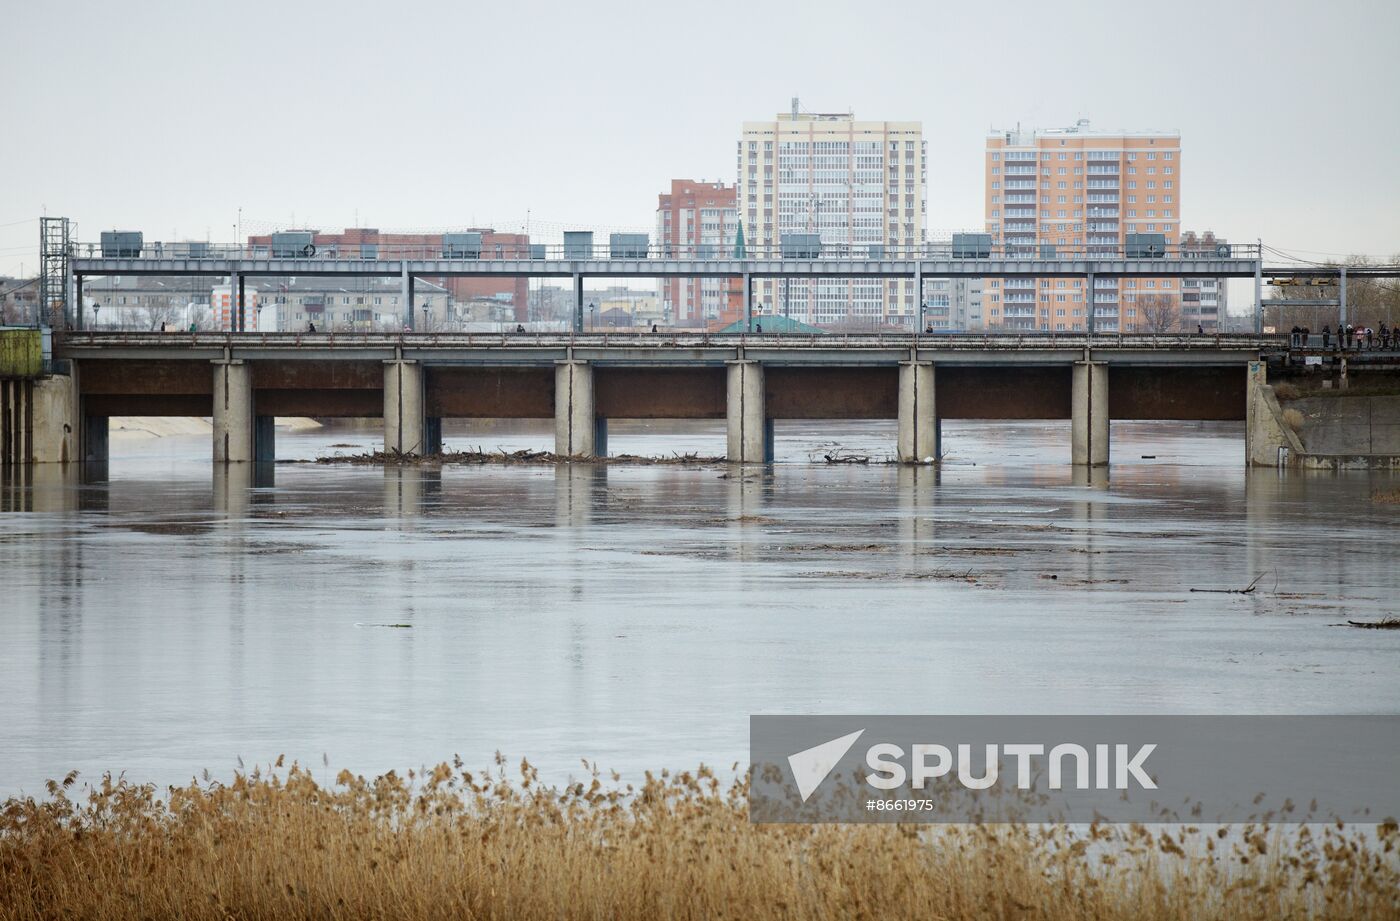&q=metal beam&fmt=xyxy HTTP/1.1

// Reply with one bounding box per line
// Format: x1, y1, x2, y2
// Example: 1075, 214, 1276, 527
70, 256, 1273, 280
